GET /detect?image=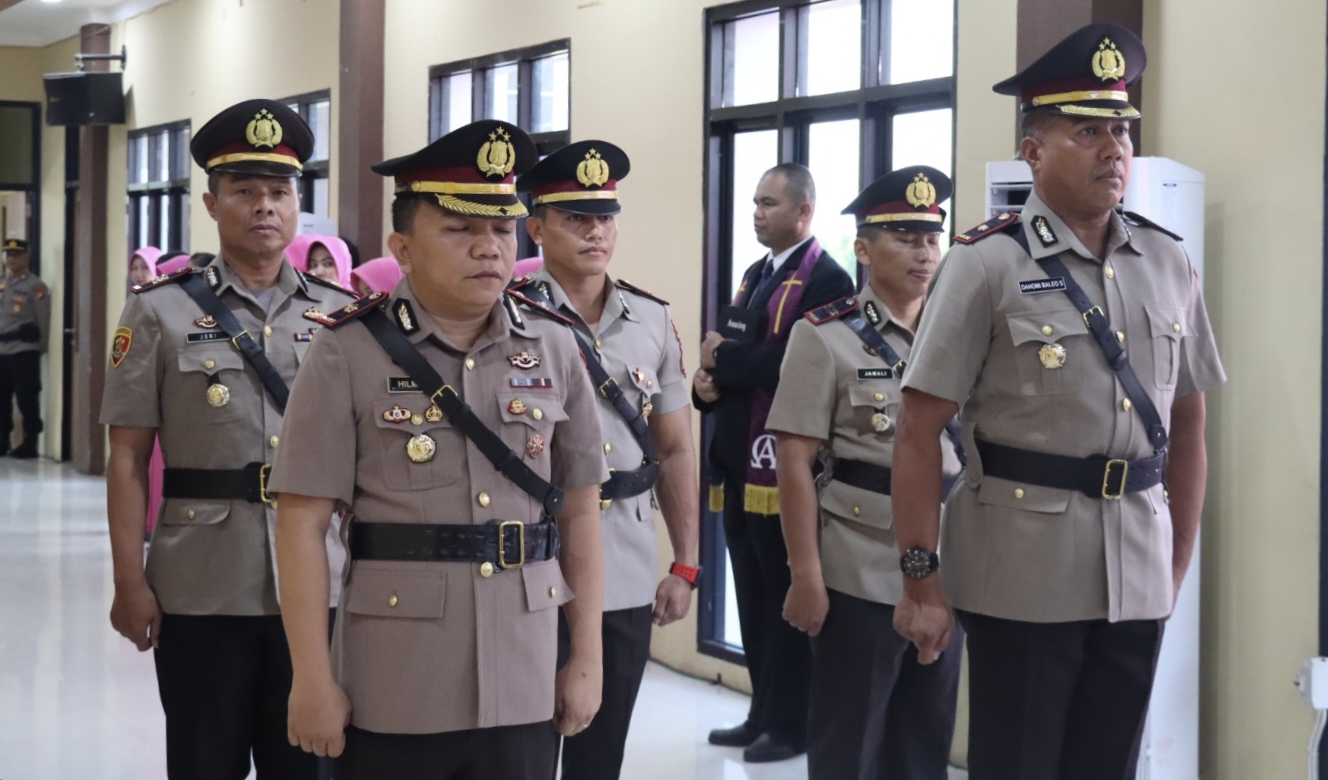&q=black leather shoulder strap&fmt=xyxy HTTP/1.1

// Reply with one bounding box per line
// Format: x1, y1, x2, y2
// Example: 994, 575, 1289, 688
301, 272, 358, 297
953, 212, 1021, 245
615, 279, 670, 306
177, 272, 291, 414
304, 292, 390, 328
358, 307, 565, 516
